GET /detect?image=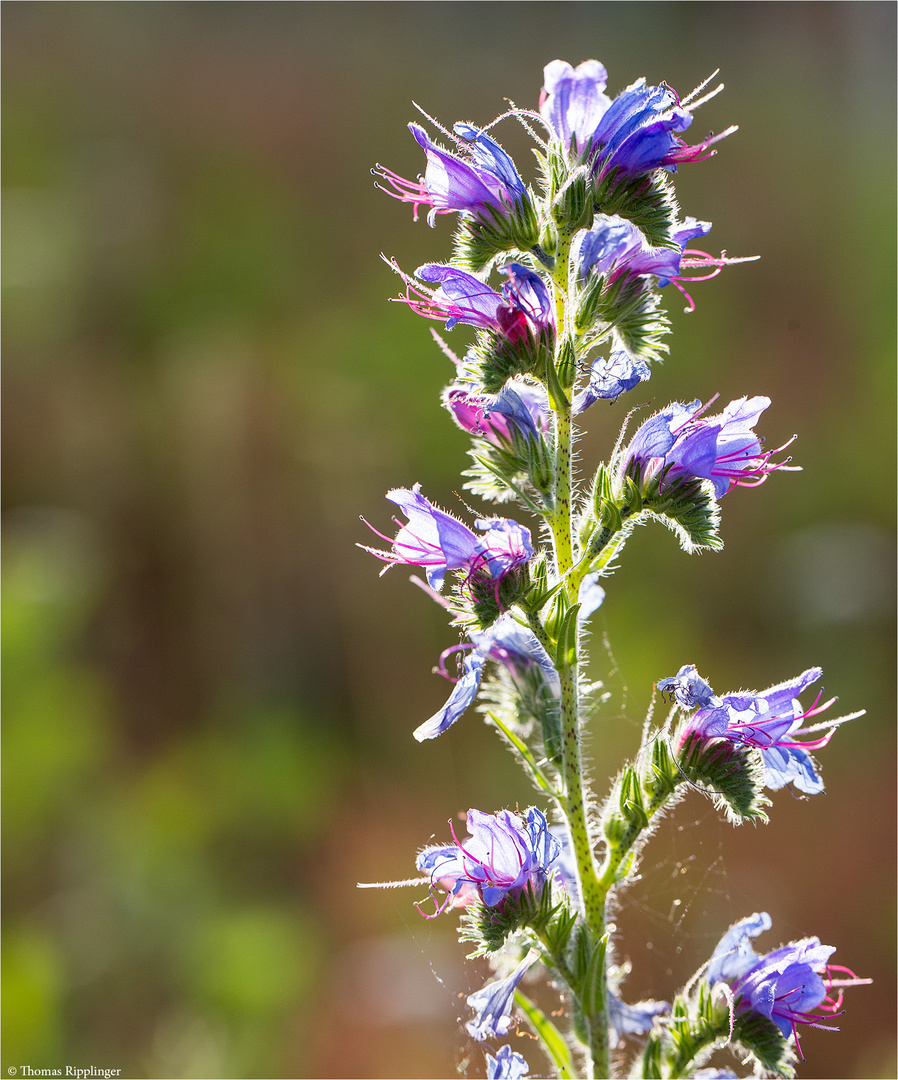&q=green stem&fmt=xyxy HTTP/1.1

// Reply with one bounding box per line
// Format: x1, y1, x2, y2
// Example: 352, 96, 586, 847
598, 783, 680, 895
544, 224, 610, 1079
559, 667, 609, 1080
